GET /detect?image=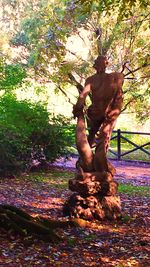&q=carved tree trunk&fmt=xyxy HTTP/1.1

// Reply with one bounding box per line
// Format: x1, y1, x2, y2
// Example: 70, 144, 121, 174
76, 115, 93, 172
63, 114, 122, 221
